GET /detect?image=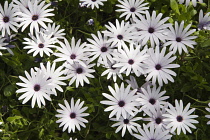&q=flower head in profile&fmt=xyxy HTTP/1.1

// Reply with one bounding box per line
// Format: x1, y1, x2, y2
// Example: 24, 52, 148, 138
205, 103, 210, 125
56, 98, 89, 133
198, 9, 210, 30
0, 36, 8, 55
116, 0, 149, 20
178, 0, 203, 7
163, 100, 199, 135
100, 82, 139, 120
164, 21, 197, 54
16, 68, 54, 108
79, 0, 107, 9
